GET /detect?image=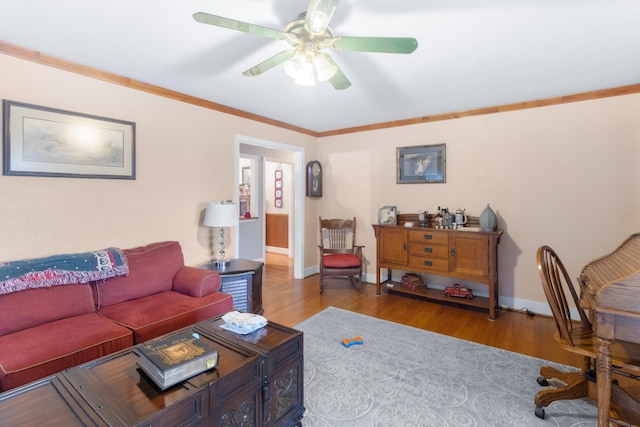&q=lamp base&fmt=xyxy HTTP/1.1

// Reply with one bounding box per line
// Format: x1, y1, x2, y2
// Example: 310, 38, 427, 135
212, 259, 231, 268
